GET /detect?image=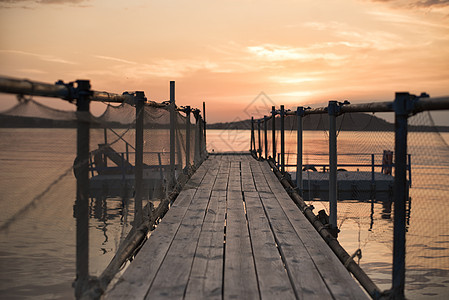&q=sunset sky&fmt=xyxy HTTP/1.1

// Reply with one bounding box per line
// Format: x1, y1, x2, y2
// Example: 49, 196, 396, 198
1, 0, 448, 123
